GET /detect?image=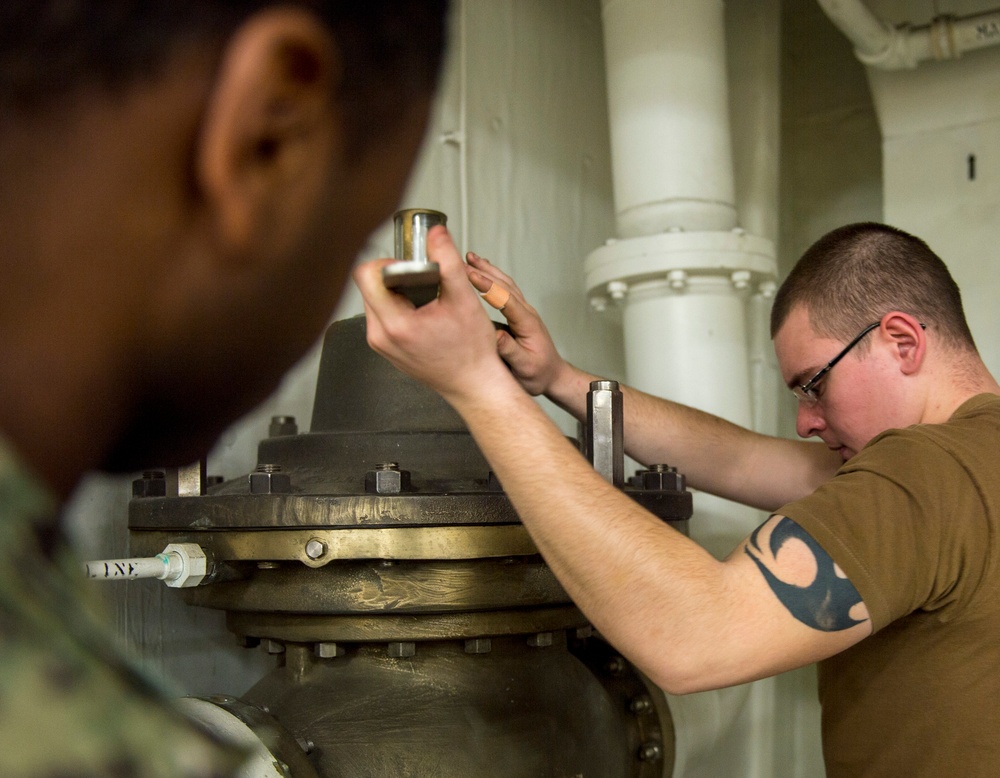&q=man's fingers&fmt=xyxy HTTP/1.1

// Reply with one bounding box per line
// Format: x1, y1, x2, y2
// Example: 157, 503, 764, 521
353, 258, 400, 303
426, 225, 465, 281
467, 268, 493, 294
467, 252, 518, 291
